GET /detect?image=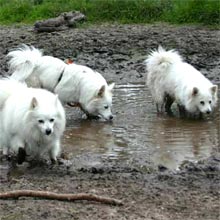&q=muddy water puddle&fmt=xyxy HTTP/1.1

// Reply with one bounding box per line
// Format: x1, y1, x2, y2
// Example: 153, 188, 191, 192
64, 83, 220, 170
